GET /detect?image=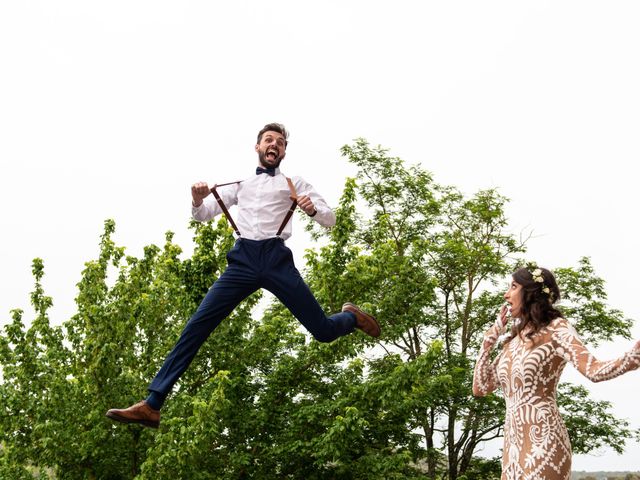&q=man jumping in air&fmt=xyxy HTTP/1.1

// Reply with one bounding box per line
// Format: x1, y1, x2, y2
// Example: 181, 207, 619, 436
106, 123, 381, 428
